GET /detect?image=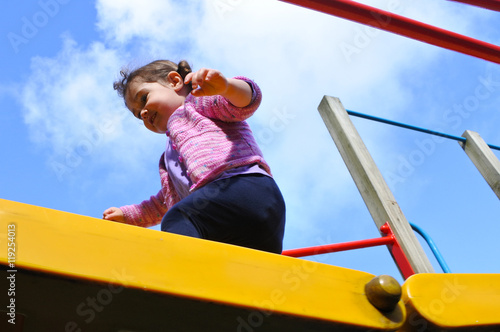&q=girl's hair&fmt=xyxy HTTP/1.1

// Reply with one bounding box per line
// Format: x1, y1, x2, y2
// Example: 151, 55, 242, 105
113, 60, 192, 98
